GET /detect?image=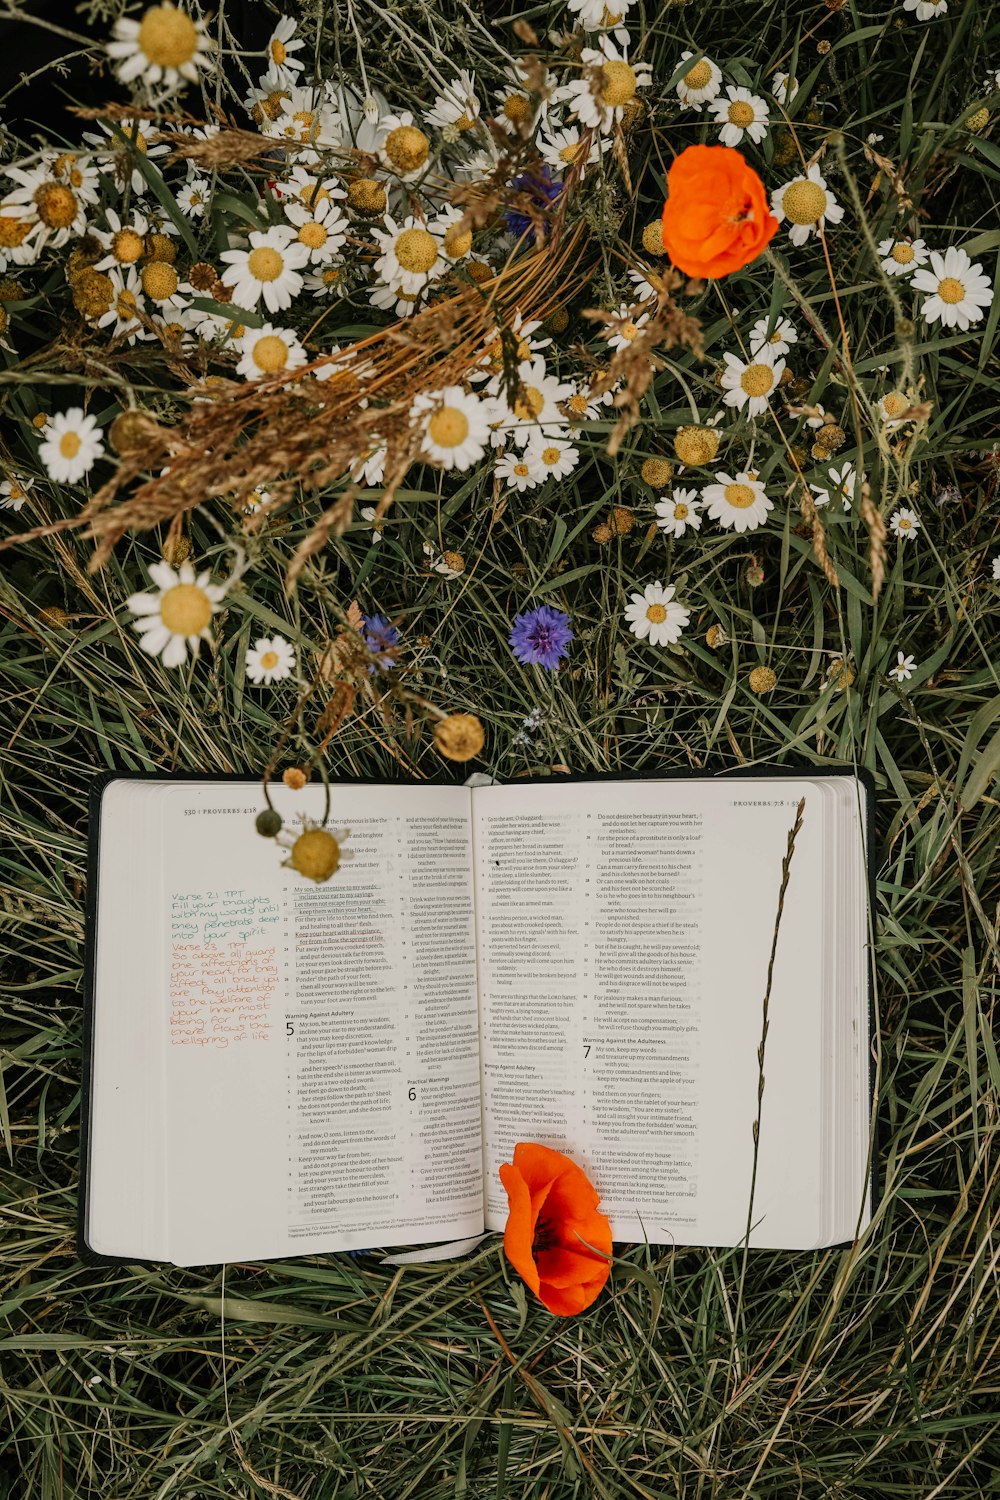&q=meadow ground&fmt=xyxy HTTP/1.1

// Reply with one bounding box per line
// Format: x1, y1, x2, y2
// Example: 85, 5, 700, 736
2, 0, 1000, 1495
